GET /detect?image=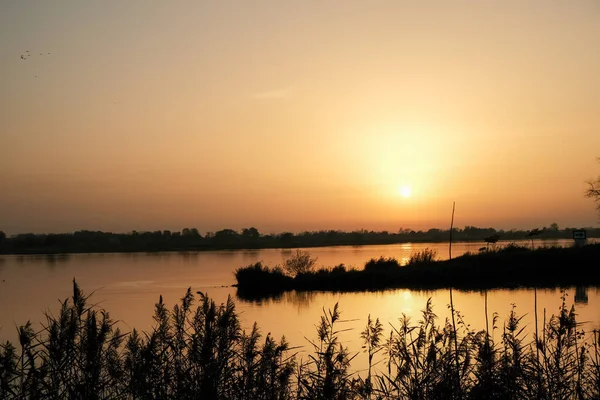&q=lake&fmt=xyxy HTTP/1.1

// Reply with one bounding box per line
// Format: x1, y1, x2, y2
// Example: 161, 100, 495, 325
1, 239, 598, 371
